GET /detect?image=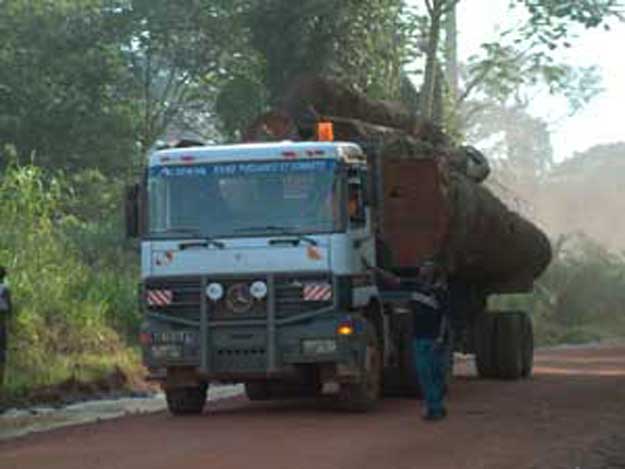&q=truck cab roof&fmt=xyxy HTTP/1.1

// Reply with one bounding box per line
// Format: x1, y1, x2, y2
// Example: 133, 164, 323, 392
148, 141, 365, 167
